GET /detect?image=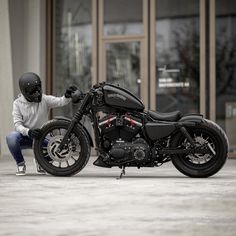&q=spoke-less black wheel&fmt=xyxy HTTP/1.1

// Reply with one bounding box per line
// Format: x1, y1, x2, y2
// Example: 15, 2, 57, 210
33, 120, 91, 176
171, 119, 228, 178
